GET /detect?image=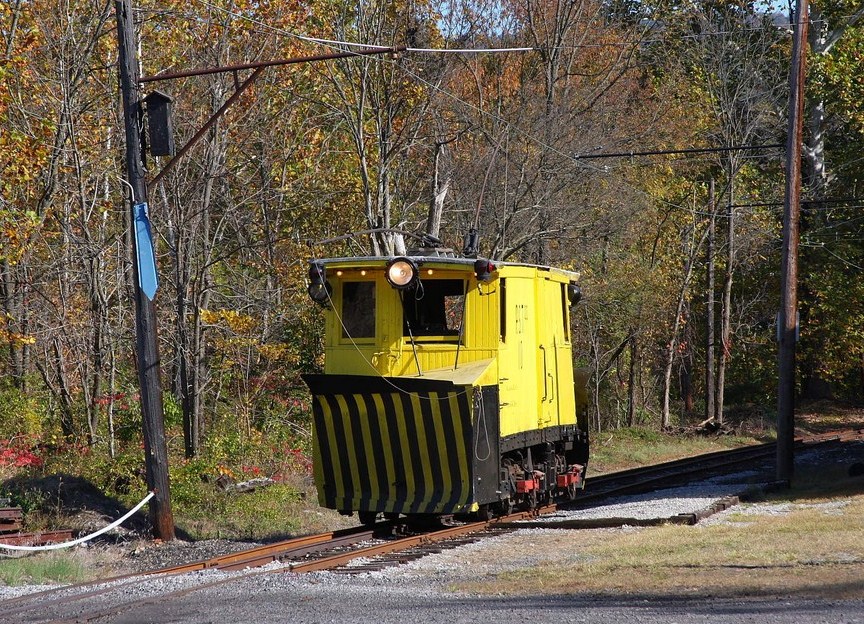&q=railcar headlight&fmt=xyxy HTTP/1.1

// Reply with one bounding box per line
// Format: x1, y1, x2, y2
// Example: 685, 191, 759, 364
307, 261, 332, 306
385, 257, 418, 289
473, 258, 497, 282
568, 283, 582, 307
